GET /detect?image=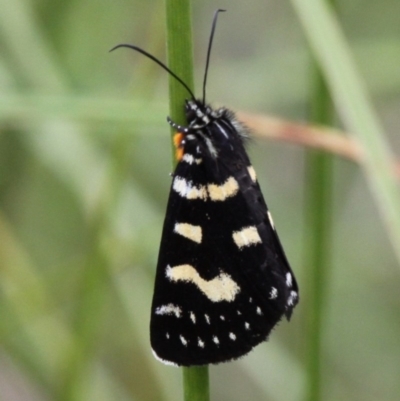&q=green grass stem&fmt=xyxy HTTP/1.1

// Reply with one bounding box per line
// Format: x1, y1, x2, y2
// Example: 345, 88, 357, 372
291, 0, 400, 266
303, 65, 334, 401
165, 1, 210, 400
165, 0, 194, 164
183, 366, 210, 401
